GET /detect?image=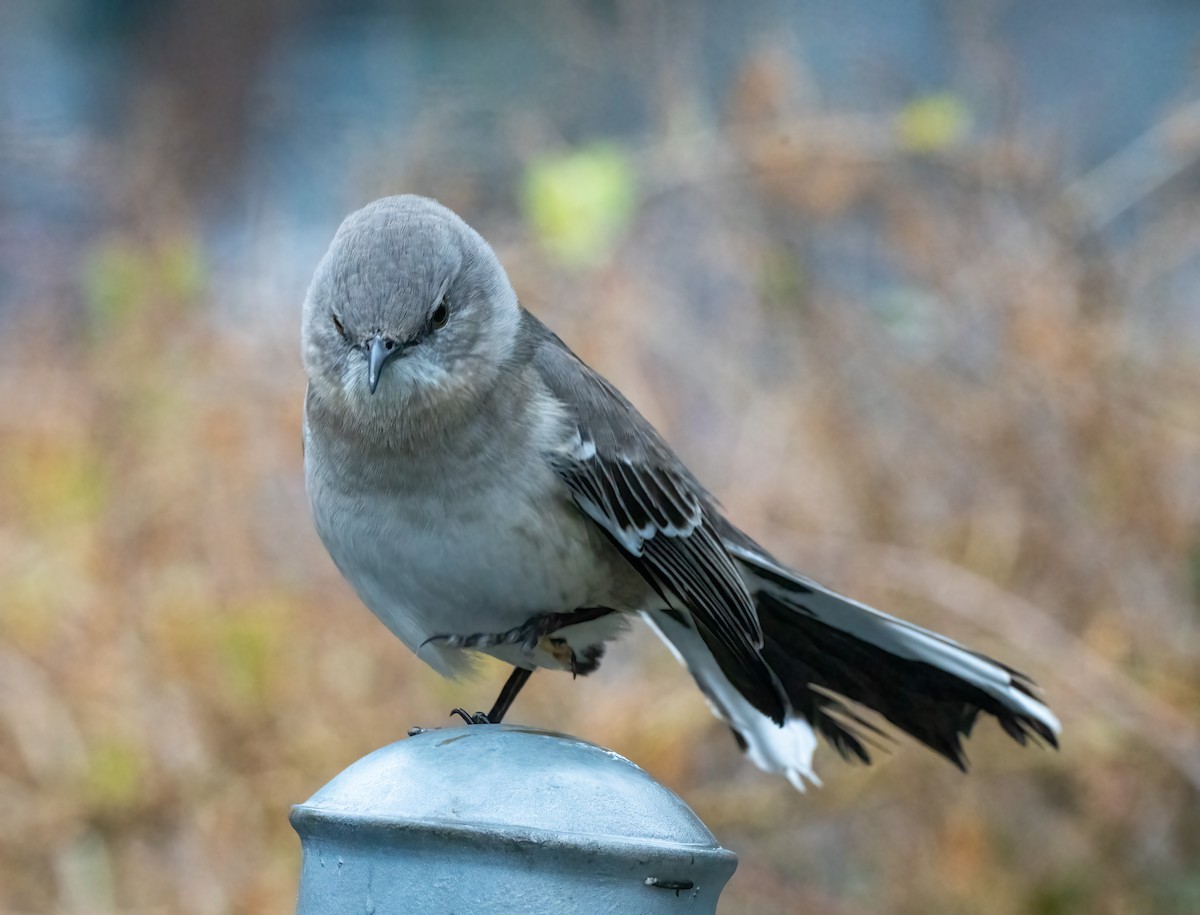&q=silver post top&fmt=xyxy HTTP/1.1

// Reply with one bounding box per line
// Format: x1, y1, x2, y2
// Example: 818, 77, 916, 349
291, 725, 737, 913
